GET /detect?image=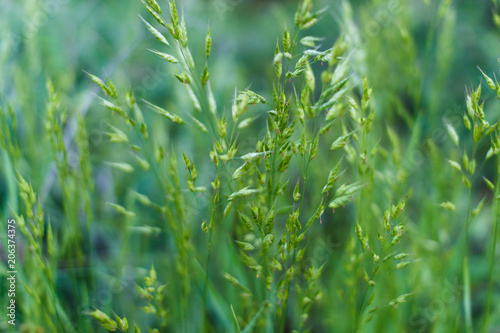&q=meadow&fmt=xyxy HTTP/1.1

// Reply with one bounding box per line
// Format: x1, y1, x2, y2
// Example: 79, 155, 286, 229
1, 0, 500, 332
